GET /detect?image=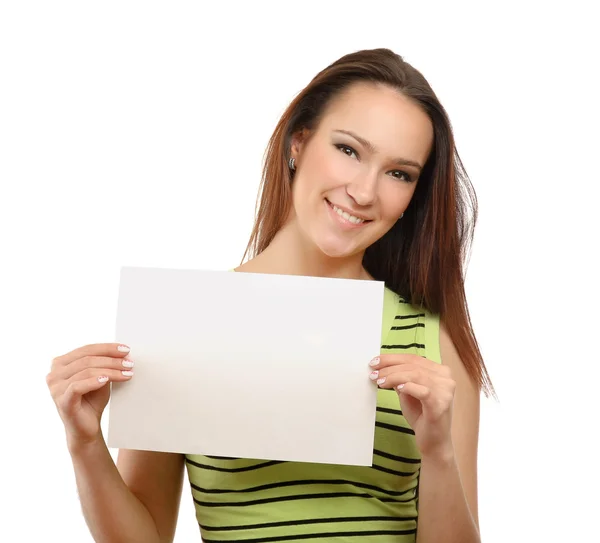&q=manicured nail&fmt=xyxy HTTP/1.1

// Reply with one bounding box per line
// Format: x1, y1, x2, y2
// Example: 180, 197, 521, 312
98, 376, 109, 383
369, 357, 380, 367
377, 377, 386, 385
397, 384, 405, 391
369, 371, 379, 380
122, 359, 134, 368
122, 370, 134, 377
117, 345, 130, 353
